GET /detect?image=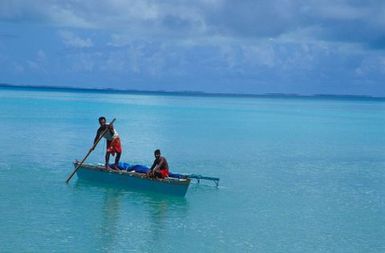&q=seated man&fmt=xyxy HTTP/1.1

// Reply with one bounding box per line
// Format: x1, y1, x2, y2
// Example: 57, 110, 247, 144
148, 149, 169, 178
